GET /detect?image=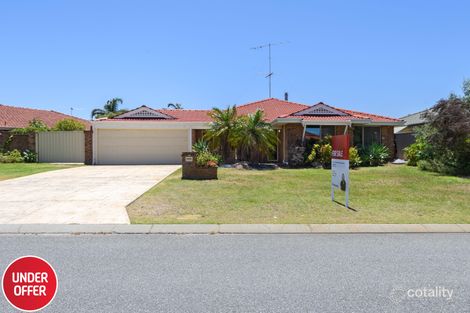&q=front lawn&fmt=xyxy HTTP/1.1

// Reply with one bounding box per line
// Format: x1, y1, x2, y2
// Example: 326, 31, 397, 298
127, 165, 470, 224
0, 163, 80, 181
